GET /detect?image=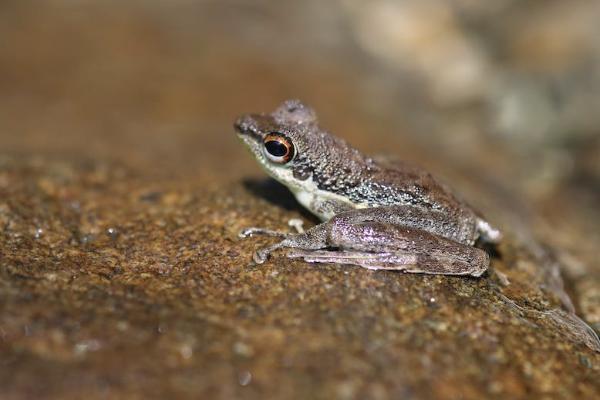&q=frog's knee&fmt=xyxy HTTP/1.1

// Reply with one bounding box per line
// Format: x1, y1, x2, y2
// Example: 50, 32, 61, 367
253, 250, 269, 264
469, 250, 490, 277
326, 221, 390, 250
